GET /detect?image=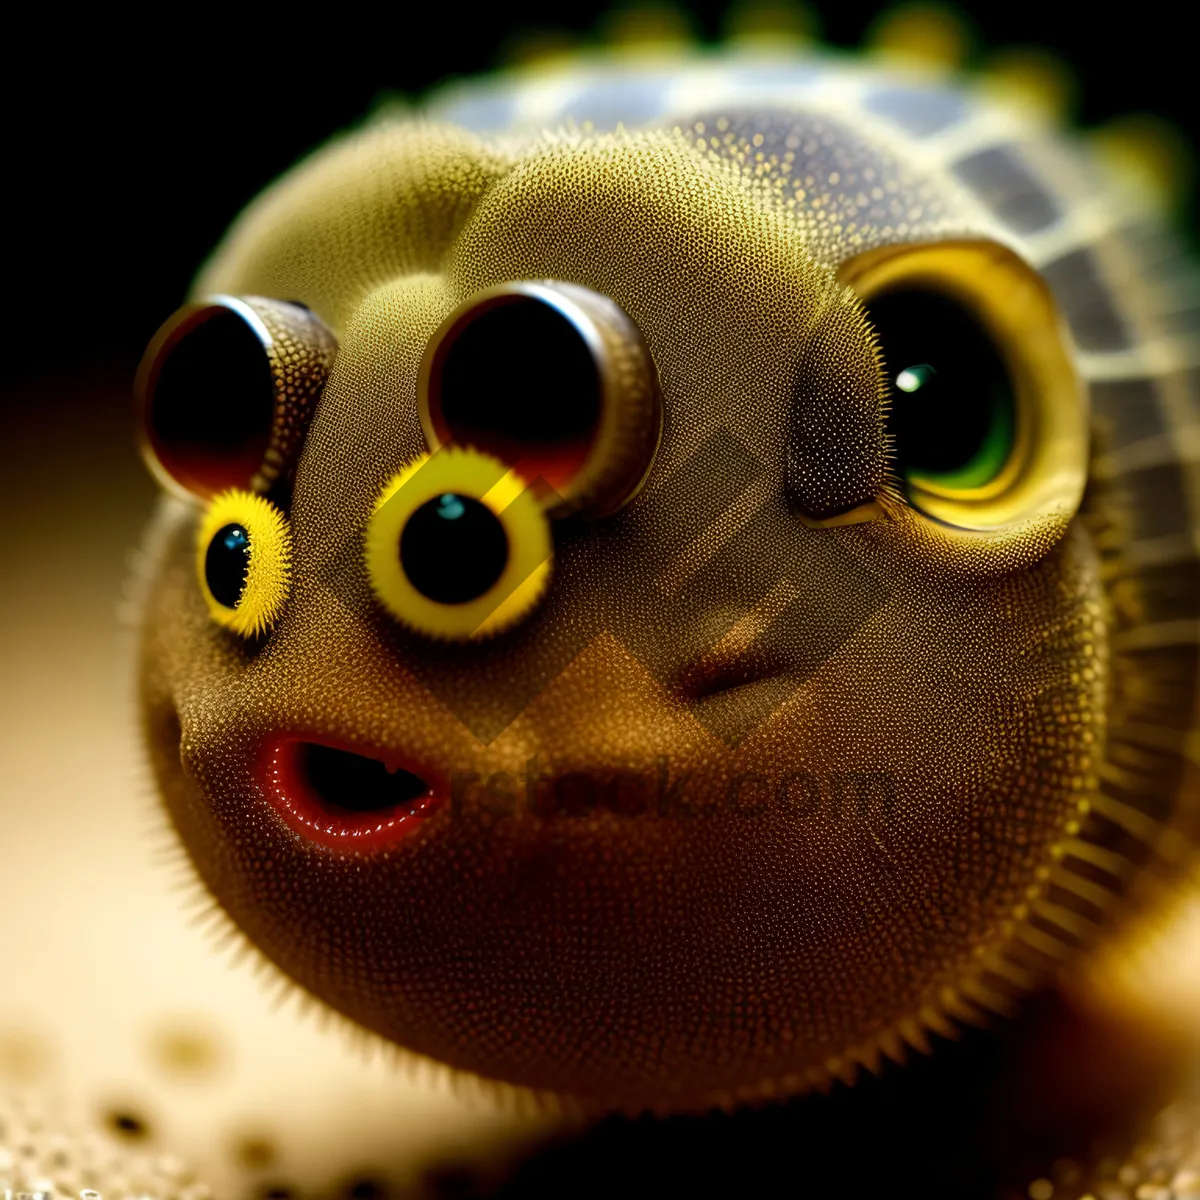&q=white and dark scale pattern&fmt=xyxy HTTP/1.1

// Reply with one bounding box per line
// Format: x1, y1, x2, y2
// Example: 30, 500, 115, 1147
246, 299, 339, 501
426, 59, 1200, 1191
435, 52, 1200, 948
